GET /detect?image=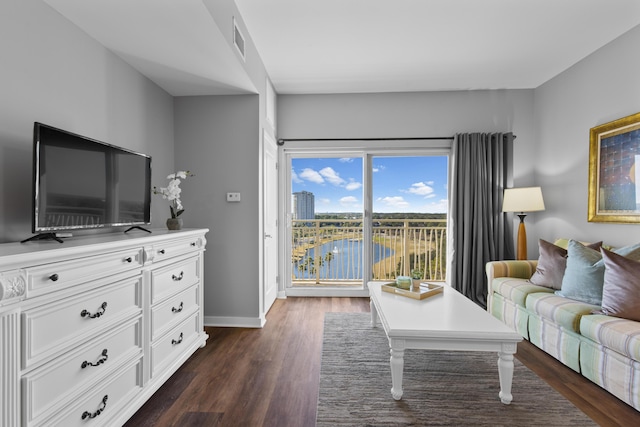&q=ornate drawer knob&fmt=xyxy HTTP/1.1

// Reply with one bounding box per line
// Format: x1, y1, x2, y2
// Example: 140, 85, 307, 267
172, 332, 184, 345
81, 302, 107, 318
81, 395, 108, 420
81, 349, 109, 369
